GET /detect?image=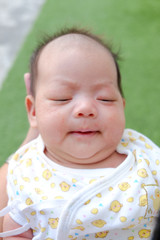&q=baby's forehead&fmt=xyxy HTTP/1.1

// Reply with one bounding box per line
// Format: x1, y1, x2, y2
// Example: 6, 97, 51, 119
40, 33, 112, 59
